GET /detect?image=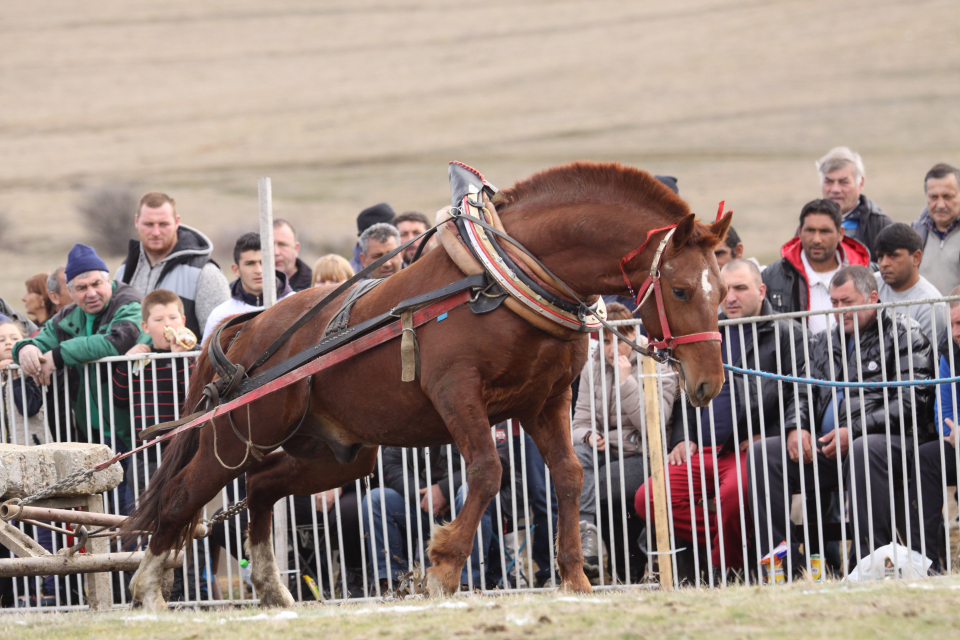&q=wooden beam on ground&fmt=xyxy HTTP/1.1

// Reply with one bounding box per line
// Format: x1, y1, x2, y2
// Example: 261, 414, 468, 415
642, 356, 674, 591
0, 521, 51, 558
